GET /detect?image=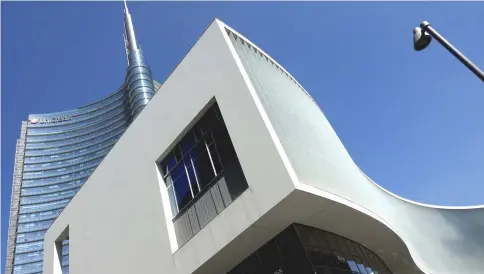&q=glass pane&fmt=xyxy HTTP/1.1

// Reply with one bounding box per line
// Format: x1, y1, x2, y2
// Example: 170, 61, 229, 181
325, 233, 341, 250
275, 225, 315, 274
167, 185, 178, 216
330, 269, 353, 274
314, 266, 327, 274
258, 240, 282, 273
355, 257, 368, 274
214, 103, 222, 120
173, 171, 192, 210
189, 141, 206, 159
321, 249, 337, 267
208, 144, 223, 174
226, 265, 243, 274
336, 235, 352, 258
165, 175, 173, 188
186, 165, 199, 196
180, 131, 196, 156
368, 252, 385, 274
306, 246, 325, 267
347, 260, 360, 272
360, 247, 371, 262
239, 252, 261, 274
174, 145, 182, 162
196, 108, 215, 135
204, 131, 214, 146
163, 153, 177, 174
193, 121, 204, 141
312, 230, 330, 249
355, 245, 372, 270
333, 251, 351, 271
192, 150, 215, 190
345, 239, 358, 256
357, 264, 369, 274
170, 163, 185, 182
297, 225, 315, 246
